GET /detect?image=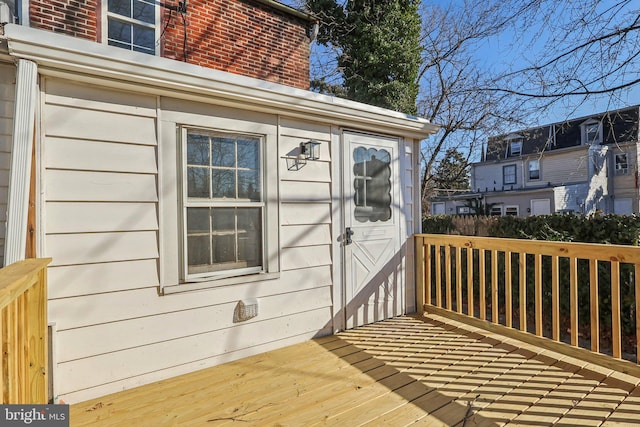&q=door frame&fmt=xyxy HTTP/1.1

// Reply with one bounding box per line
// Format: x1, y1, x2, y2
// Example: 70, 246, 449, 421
335, 130, 406, 330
